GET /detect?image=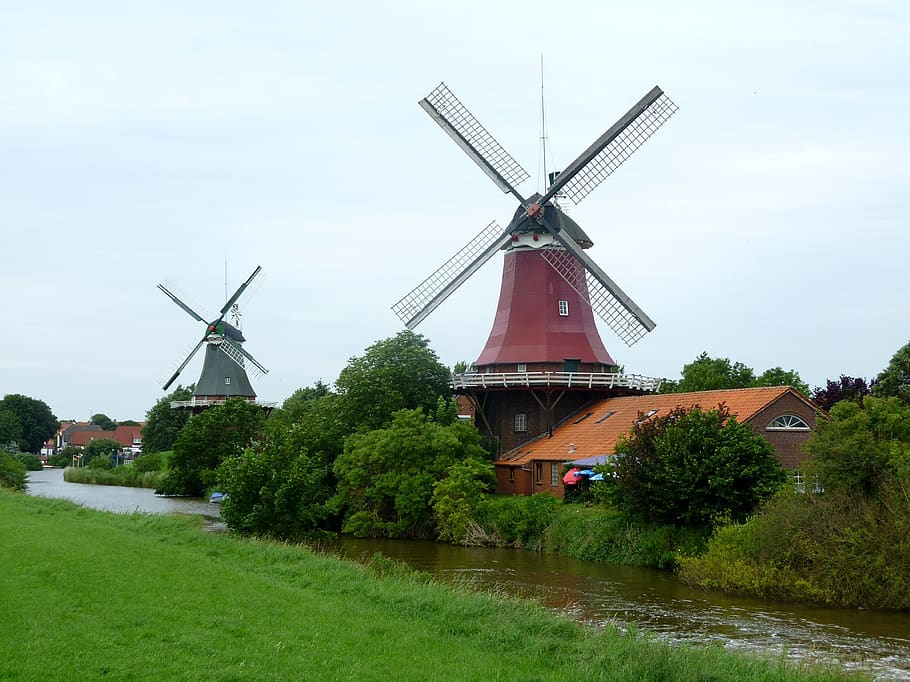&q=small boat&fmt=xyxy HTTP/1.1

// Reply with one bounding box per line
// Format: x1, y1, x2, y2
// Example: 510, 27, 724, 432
209, 492, 227, 504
